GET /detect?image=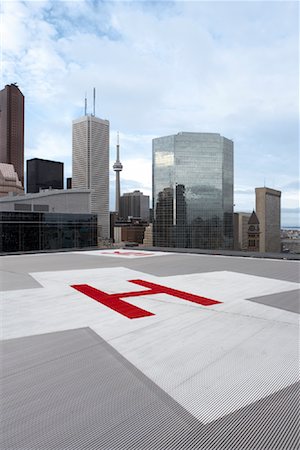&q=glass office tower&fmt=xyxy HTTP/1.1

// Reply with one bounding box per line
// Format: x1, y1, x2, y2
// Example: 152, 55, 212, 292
153, 132, 233, 249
